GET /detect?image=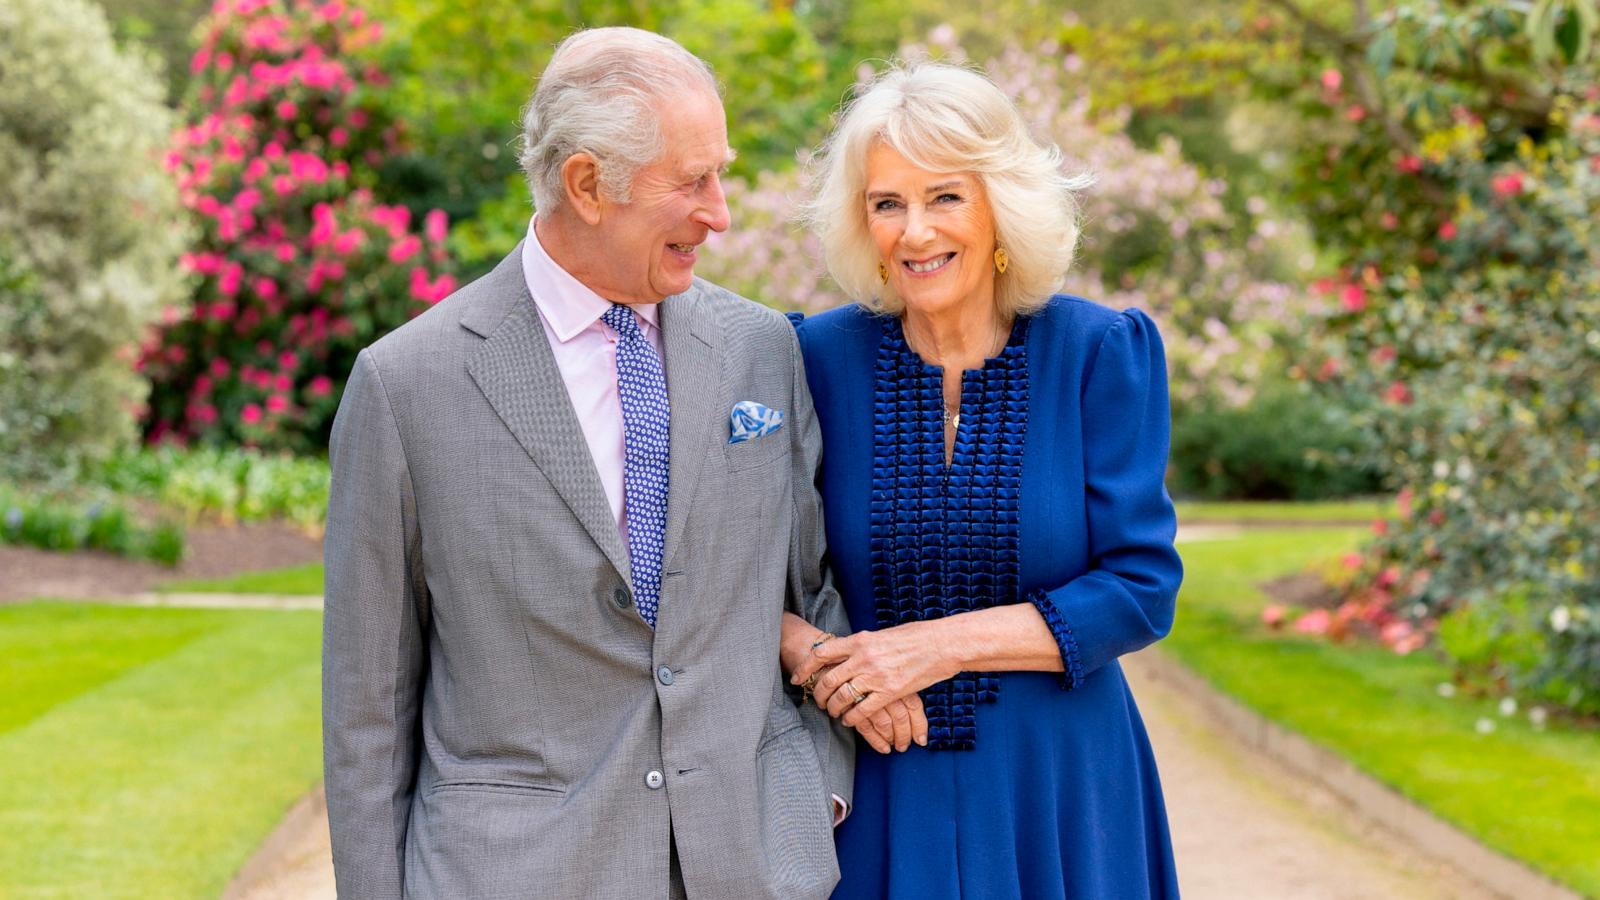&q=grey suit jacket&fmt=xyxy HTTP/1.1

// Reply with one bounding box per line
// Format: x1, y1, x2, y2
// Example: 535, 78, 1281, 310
322, 245, 854, 899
